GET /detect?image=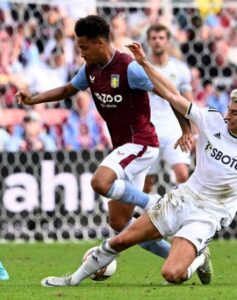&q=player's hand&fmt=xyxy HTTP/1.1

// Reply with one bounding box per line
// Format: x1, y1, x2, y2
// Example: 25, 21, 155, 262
174, 132, 193, 152
126, 43, 148, 66
15, 90, 33, 105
